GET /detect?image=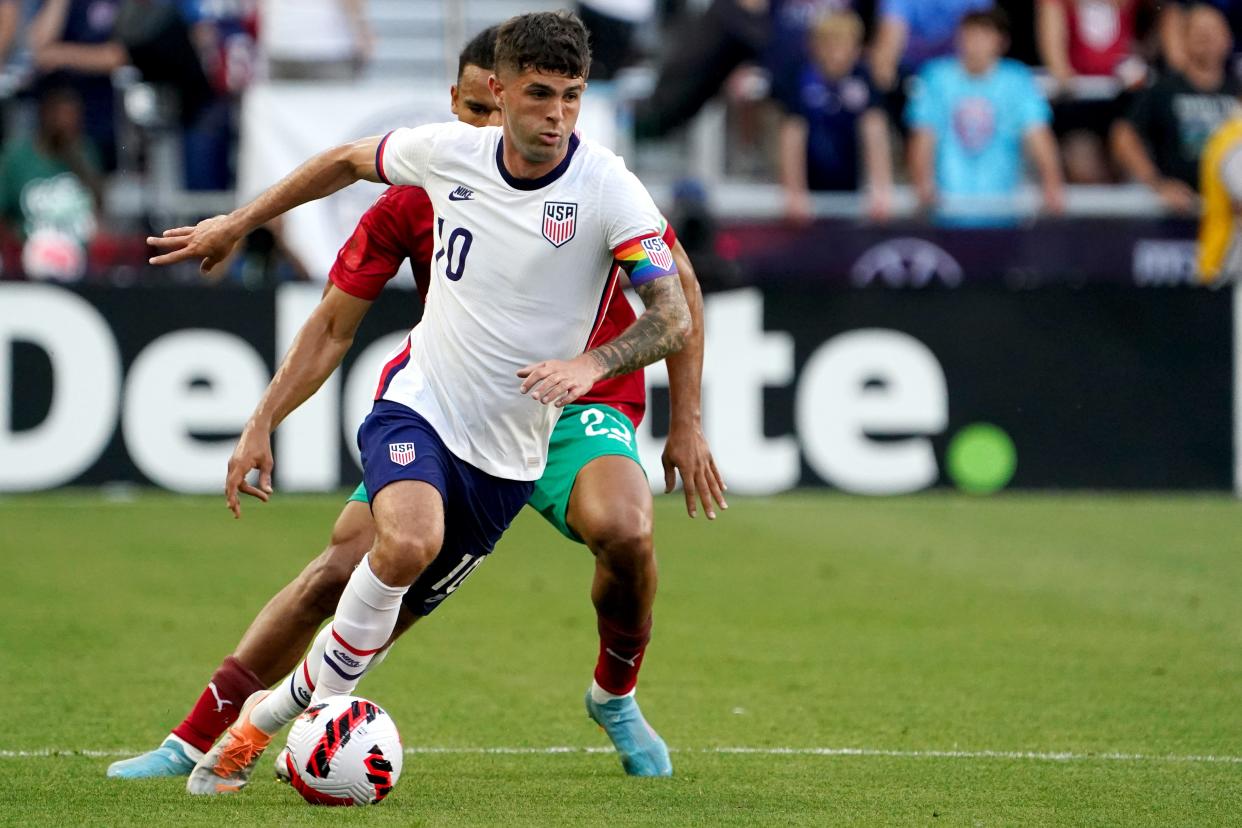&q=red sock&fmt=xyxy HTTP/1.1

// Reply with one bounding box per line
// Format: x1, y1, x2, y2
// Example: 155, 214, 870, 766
171, 656, 266, 753
594, 615, 652, 695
